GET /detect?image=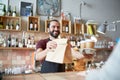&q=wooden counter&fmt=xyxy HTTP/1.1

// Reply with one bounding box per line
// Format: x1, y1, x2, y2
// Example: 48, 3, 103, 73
2, 72, 85, 80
